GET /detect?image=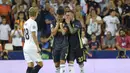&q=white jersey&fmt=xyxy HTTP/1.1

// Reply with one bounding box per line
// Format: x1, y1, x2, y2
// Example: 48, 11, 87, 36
103, 15, 120, 36
23, 18, 38, 51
